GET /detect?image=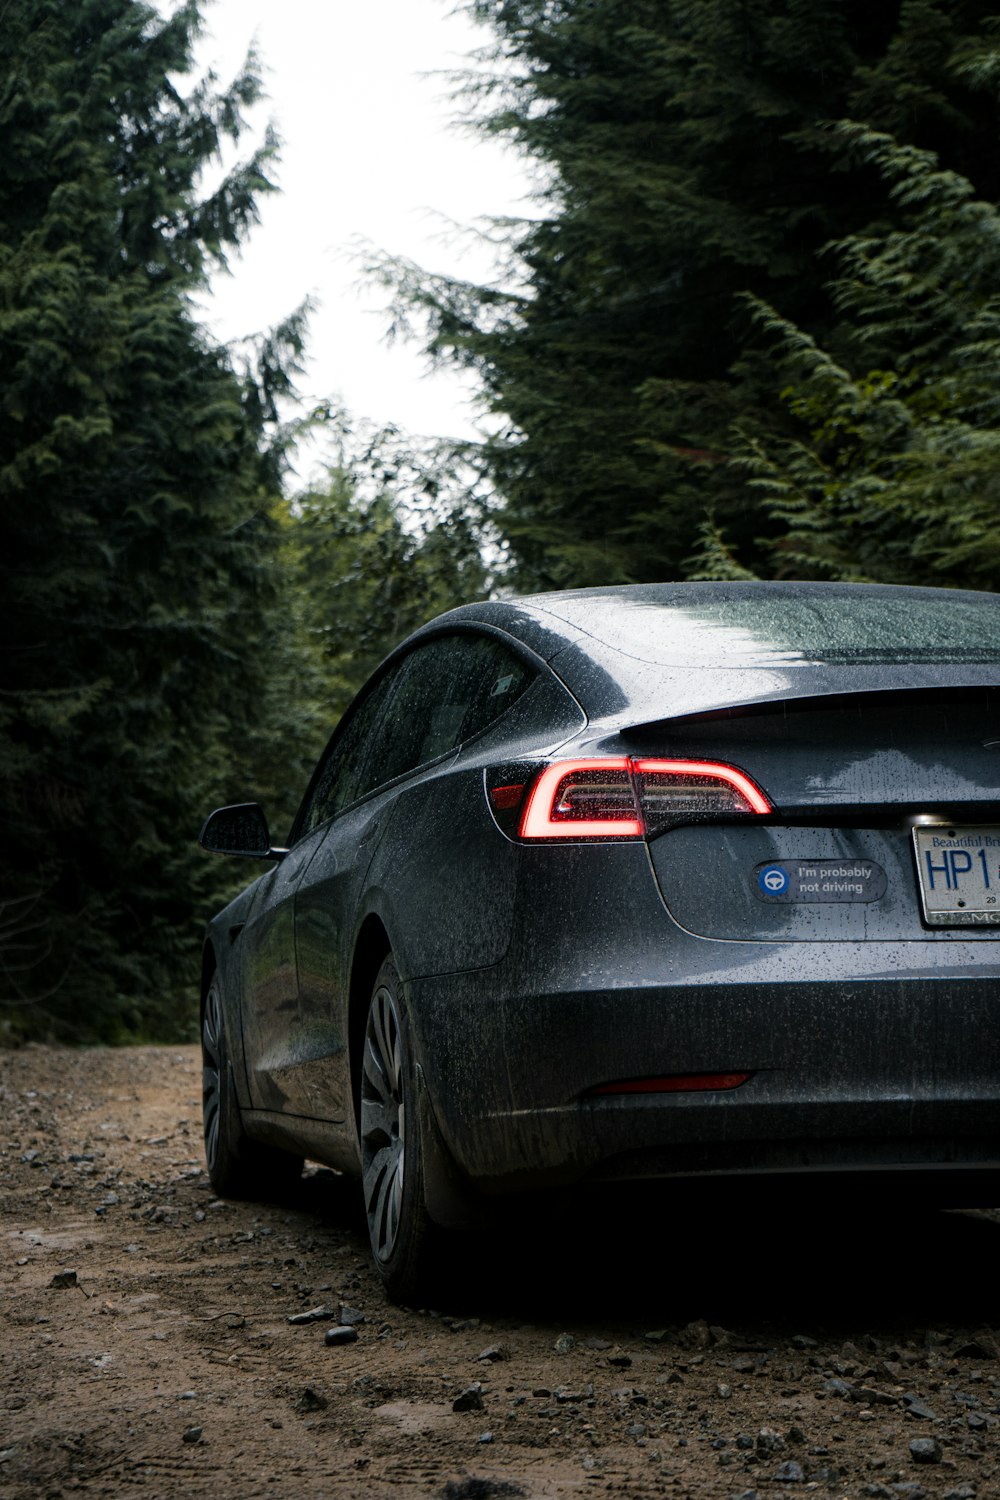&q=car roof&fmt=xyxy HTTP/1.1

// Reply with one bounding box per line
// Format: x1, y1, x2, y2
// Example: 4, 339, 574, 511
419, 581, 1000, 723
